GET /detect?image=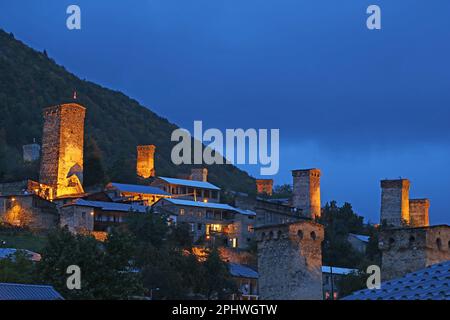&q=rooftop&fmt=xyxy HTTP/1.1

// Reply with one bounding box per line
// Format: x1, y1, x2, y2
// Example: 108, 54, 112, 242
343, 260, 450, 300
162, 198, 256, 216
0, 248, 41, 262
0, 283, 63, 300
228, 263, 259, 279
157, 177, 221, 190
349, 233, 370, 243
322, 266, 357, 275
65, 199, 149, 213
108, 182, 171, 196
